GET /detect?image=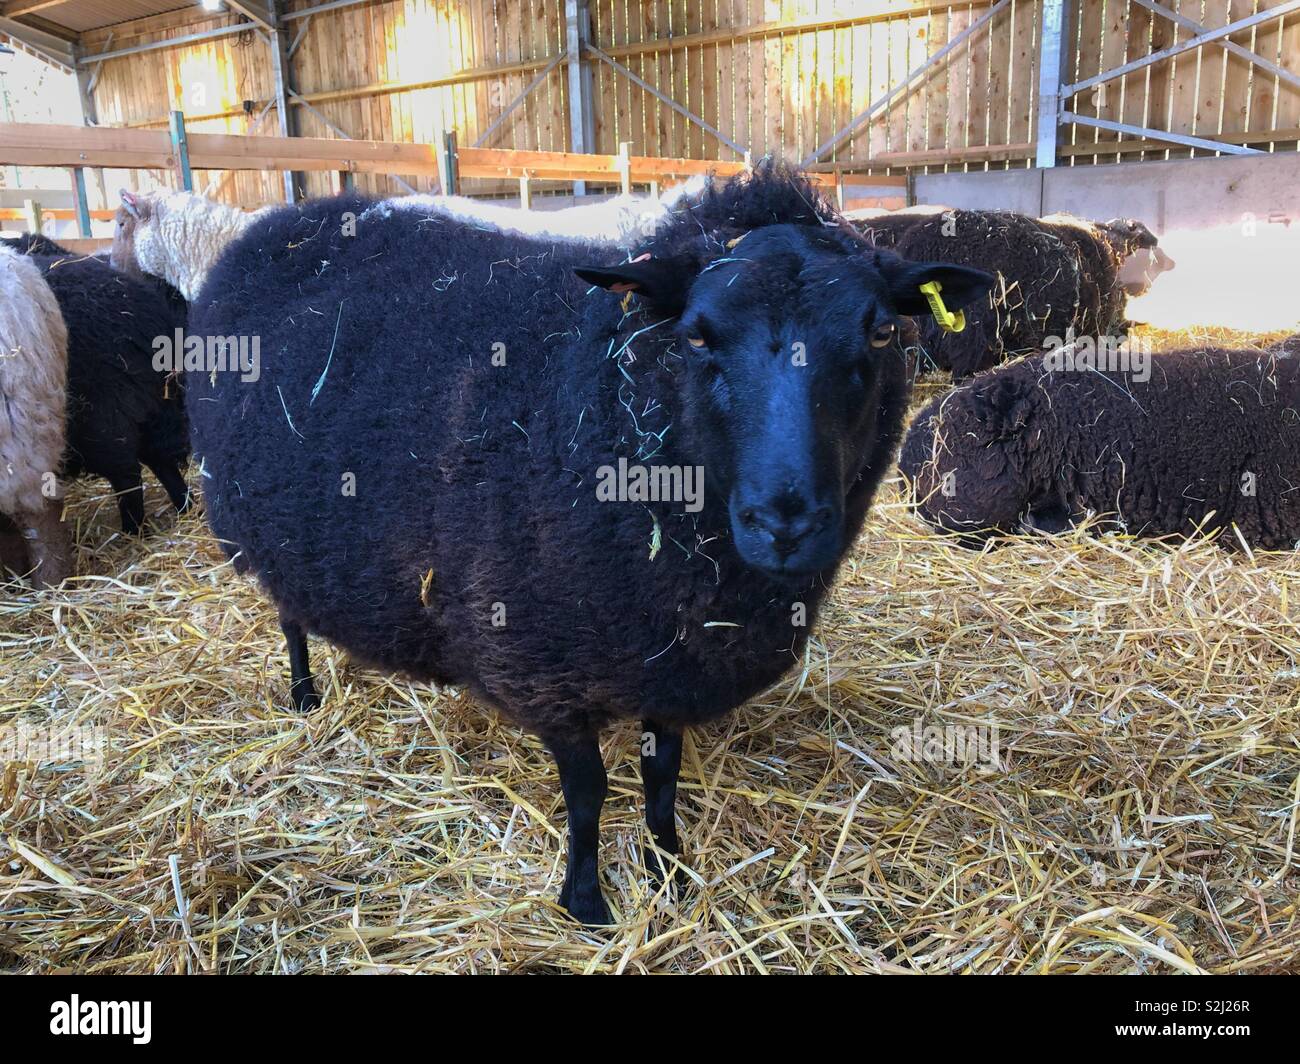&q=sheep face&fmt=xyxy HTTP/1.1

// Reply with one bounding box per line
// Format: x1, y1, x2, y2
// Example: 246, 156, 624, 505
578, 224, 993, 576
900, 373, 1045, 540
110, 191, 158, 283
1102, 218, 1176, 296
